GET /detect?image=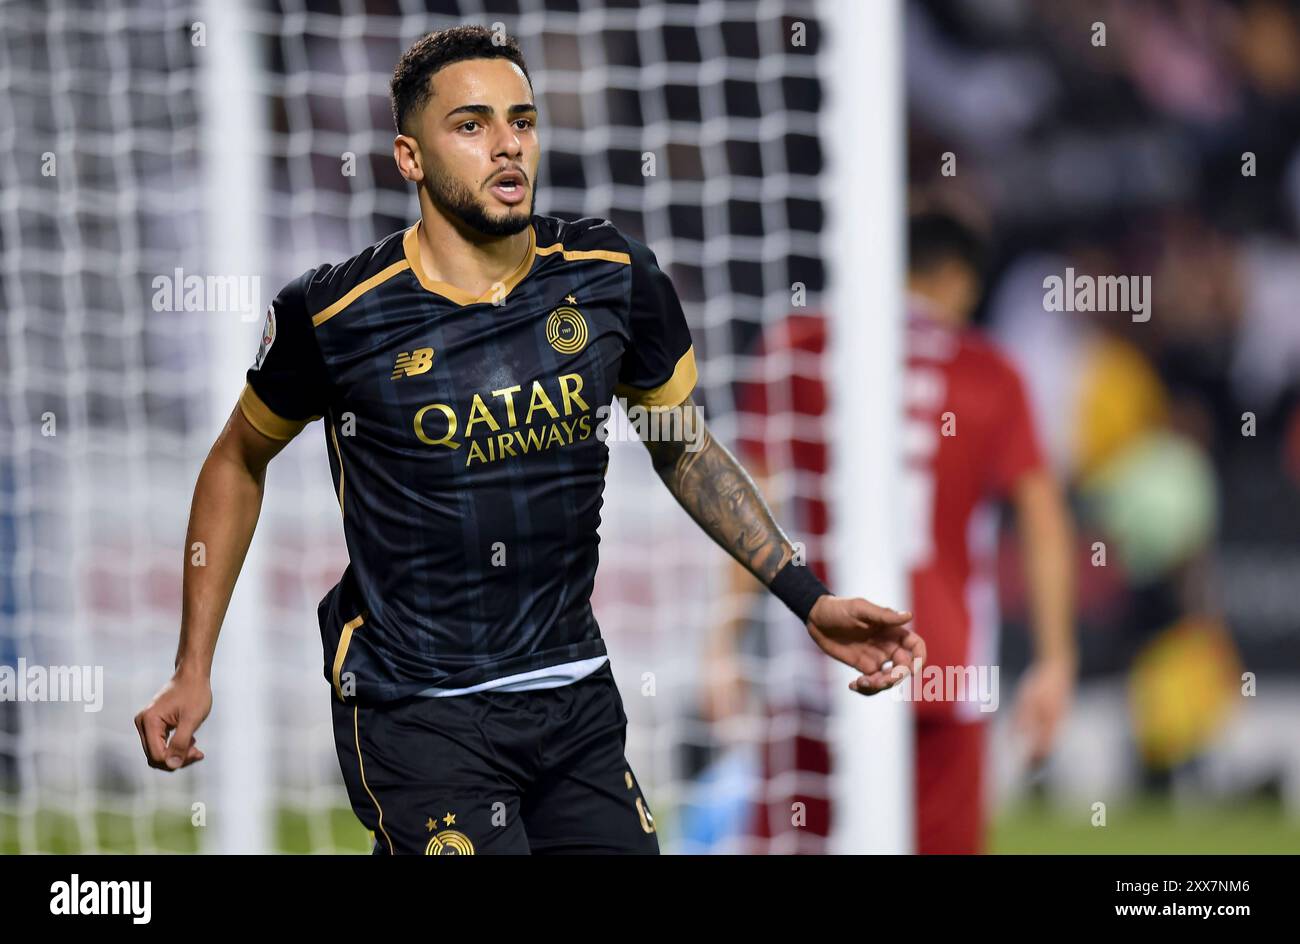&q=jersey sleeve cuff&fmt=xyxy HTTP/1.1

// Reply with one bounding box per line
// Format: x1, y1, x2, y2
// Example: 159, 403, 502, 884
238, 383, 314, 441
615, 346, 697, 409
